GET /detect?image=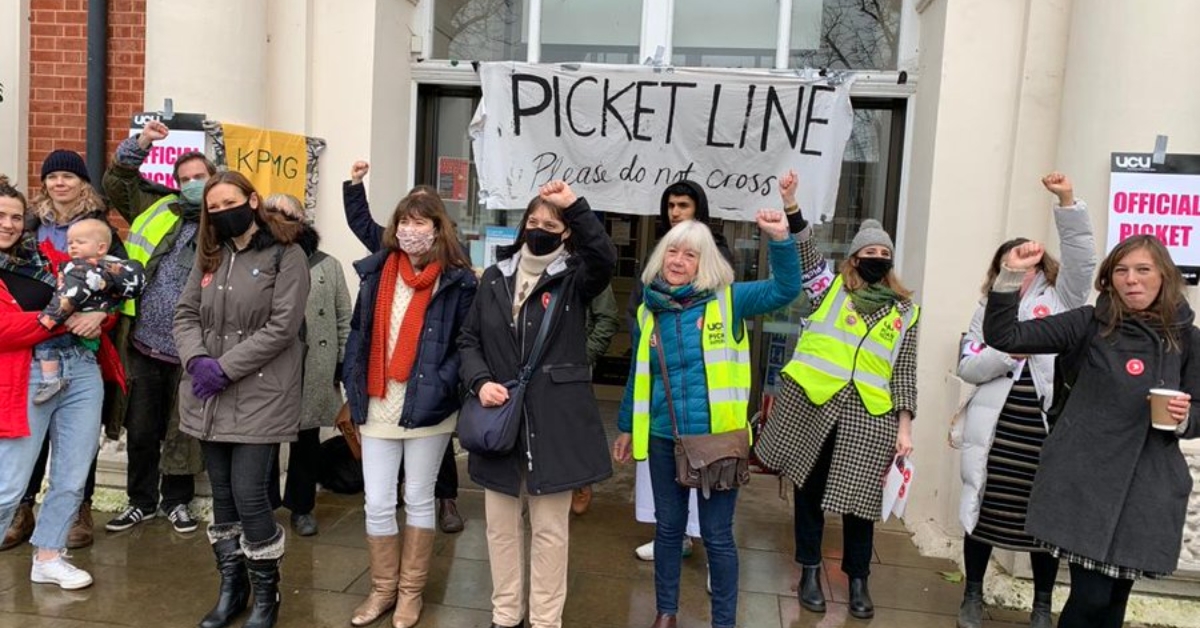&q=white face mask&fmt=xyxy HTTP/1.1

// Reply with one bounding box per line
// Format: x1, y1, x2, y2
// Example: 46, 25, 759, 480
395, 226, 435, 257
